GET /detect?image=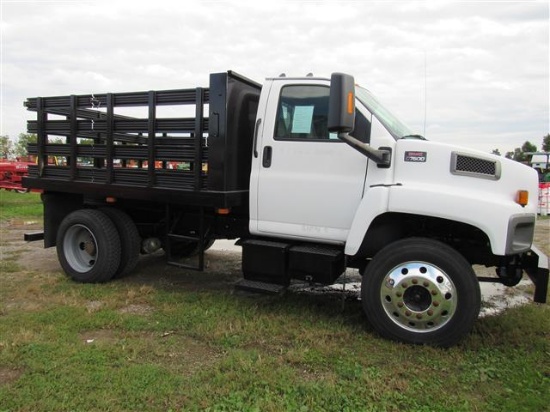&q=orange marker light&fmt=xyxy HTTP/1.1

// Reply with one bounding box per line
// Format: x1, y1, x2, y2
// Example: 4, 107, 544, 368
347, 92, 354, 114
216, 208, 231, 215
106, 196, 117, 203
516, 190, 528, 206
